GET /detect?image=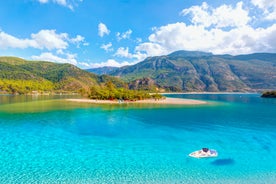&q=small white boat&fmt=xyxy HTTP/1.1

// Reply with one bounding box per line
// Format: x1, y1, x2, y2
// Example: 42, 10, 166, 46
189, 148, 218, 158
